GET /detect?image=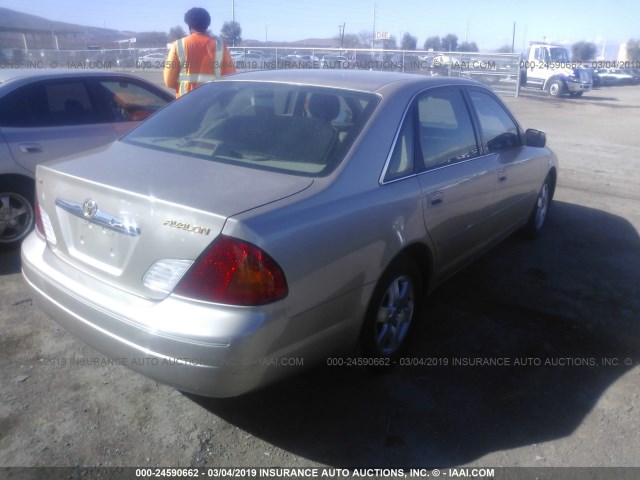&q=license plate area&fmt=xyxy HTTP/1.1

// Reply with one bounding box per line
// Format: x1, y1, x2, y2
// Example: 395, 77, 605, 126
55, 198, 140, 276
